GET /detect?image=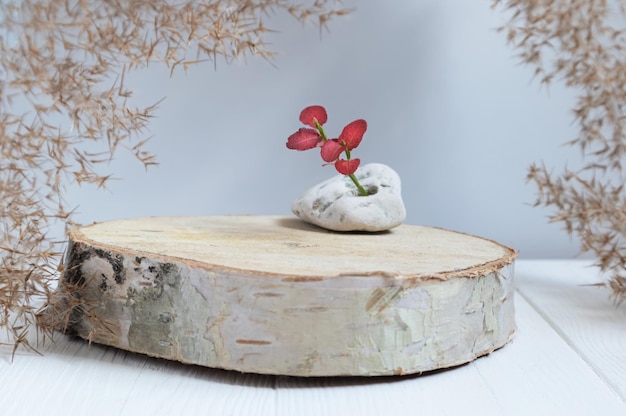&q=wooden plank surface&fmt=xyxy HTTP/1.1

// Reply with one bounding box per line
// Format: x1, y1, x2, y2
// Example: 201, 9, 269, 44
1, 260, 625, 415
515, 260, 626, 401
